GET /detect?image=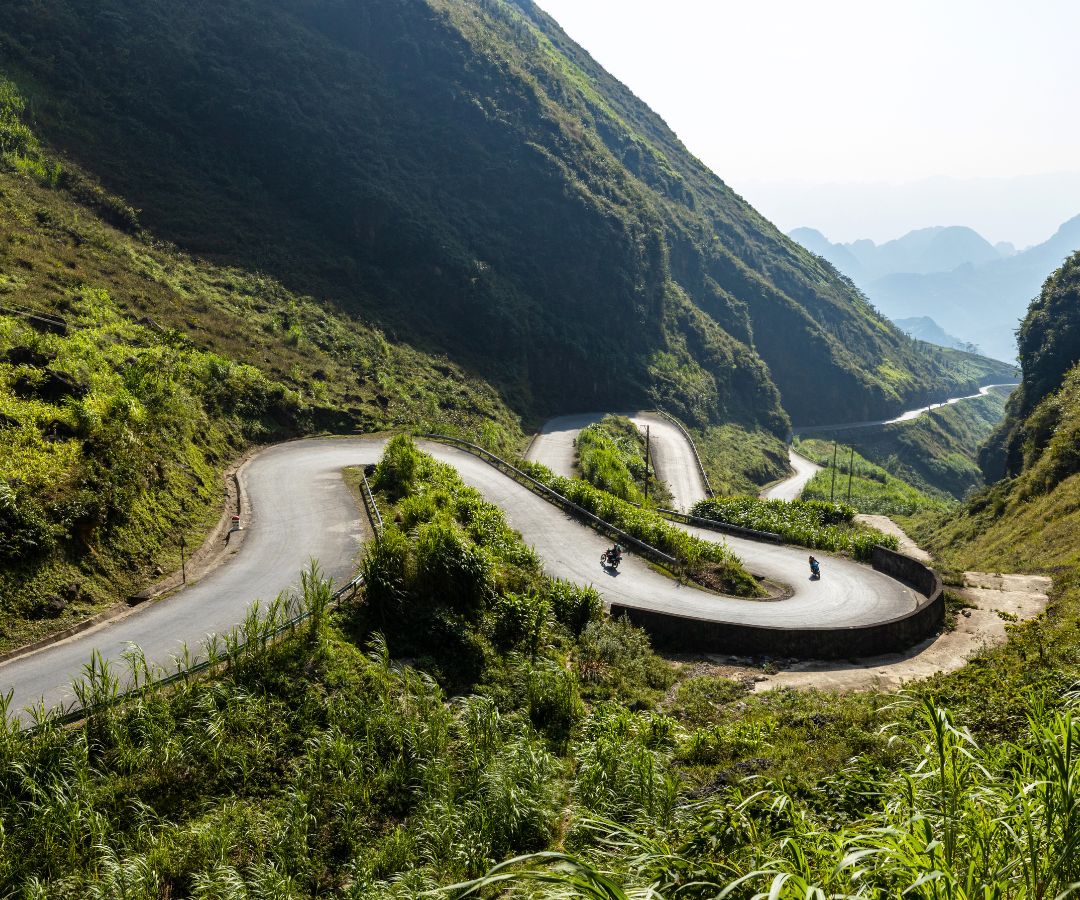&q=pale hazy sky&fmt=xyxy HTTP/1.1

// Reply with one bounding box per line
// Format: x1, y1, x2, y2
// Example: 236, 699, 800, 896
531, 0, 1080, 246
